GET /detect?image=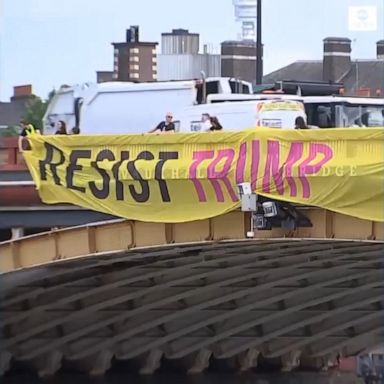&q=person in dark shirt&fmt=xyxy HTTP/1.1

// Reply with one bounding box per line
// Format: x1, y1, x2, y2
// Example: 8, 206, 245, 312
295, 116, 308, 129
207, 116, 223, 131
19, 119, 40, 137
149, 113, 175, 134
18, 119, 40, 152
